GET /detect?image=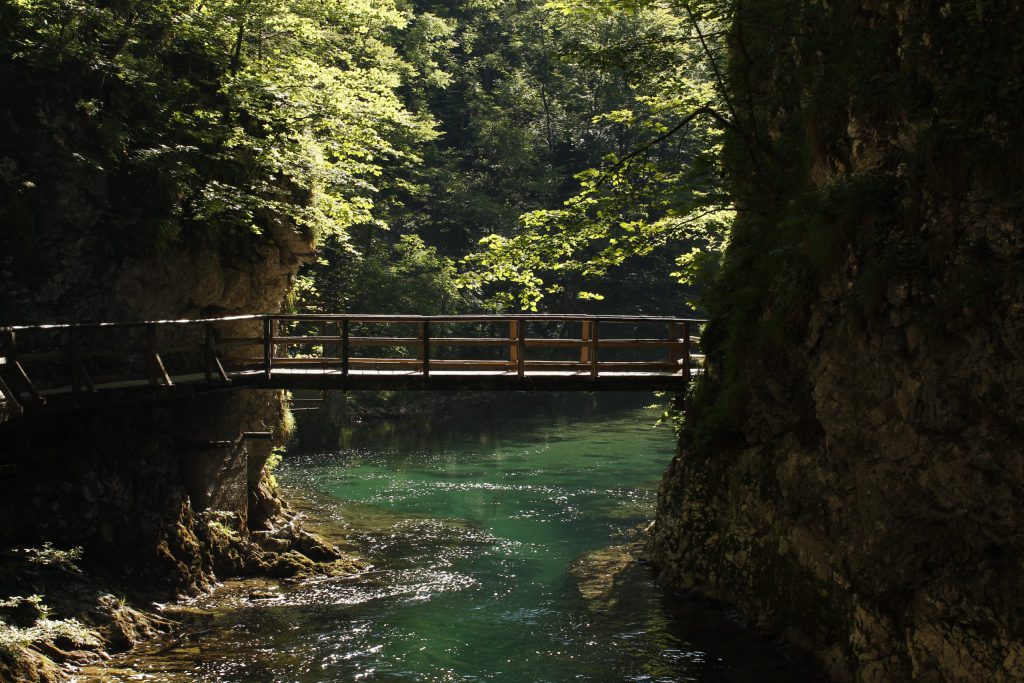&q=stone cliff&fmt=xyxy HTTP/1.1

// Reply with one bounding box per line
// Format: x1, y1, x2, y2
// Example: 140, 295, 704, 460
647, 2, 1024, 681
